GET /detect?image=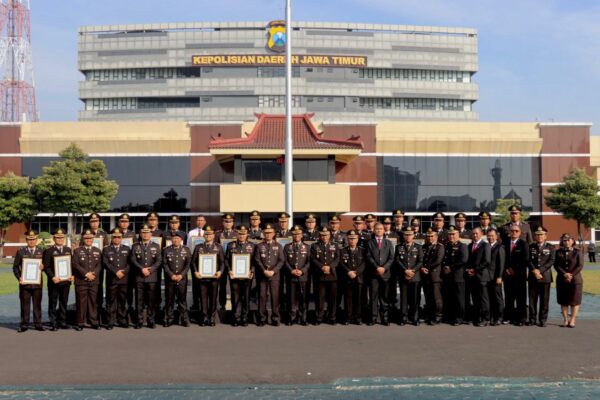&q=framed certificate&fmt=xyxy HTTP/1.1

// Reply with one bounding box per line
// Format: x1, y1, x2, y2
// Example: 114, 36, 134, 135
231, 253, 251, 279
121, 237, 133, 248
387, 238, 398, 247
199, 254, 218, 278
189, 236, 205, 252
92, 237, 104, 250
221, 238, 235, 250
21, 258, 42, 285
165, 239, 173, 248
54, 255, 72, 281
277, 237, 292, 247
149, 236, 163, 249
